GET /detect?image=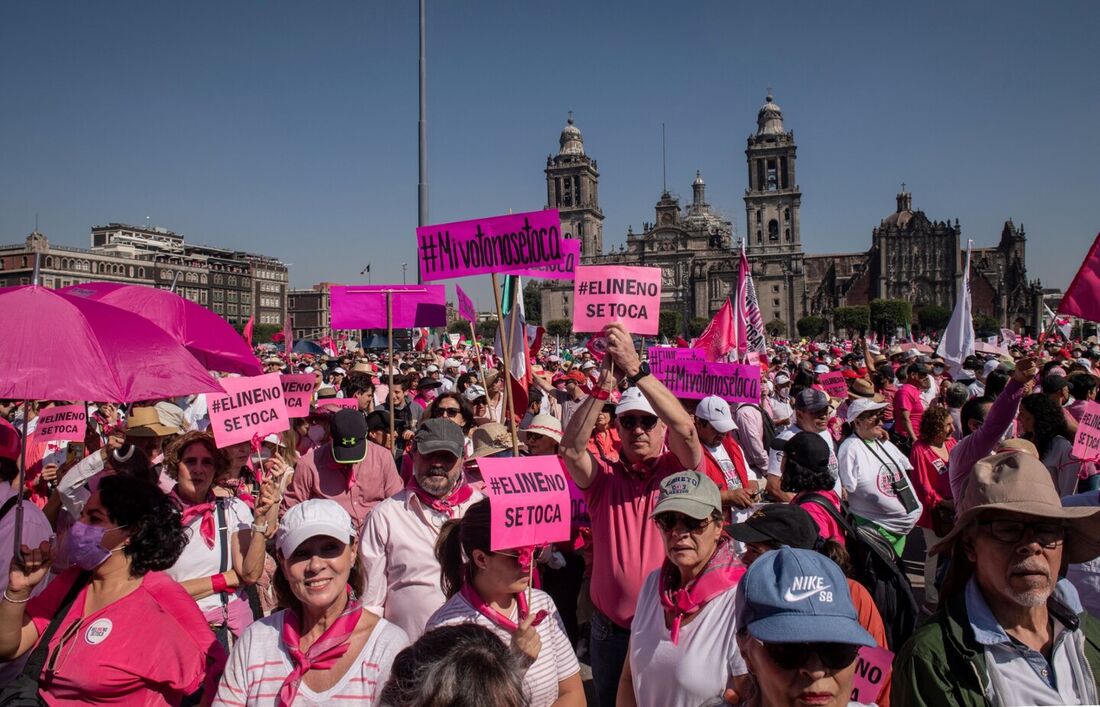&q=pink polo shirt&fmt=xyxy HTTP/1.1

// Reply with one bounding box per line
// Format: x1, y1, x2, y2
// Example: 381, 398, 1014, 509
283, 440, 403, 530
893, 383, 925, 439
582, 449, 702, 628
26, 567, 224, 705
